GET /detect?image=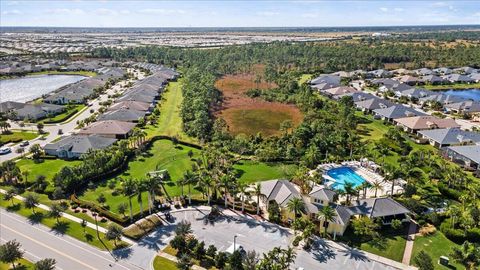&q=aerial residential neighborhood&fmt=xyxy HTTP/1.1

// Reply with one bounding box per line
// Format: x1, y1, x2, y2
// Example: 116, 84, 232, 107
1, 1, 480, 270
